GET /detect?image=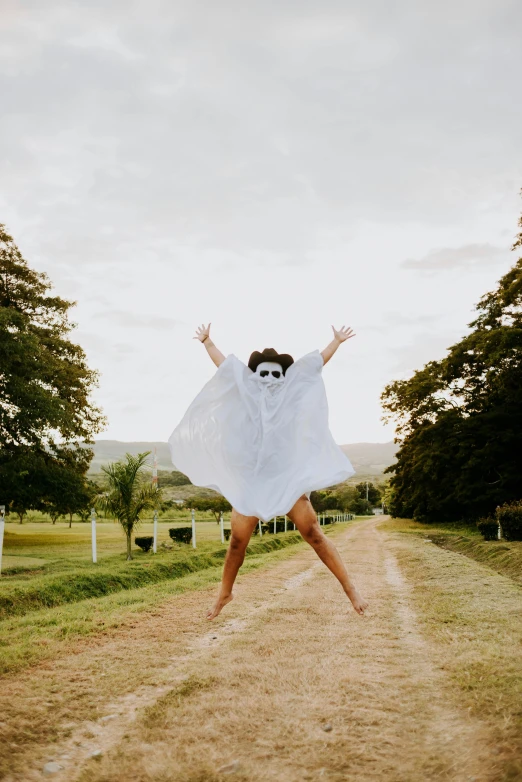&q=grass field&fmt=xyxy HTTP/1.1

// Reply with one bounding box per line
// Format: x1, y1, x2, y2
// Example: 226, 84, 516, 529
0, 518, 313, 621
2, 516, 233, 567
